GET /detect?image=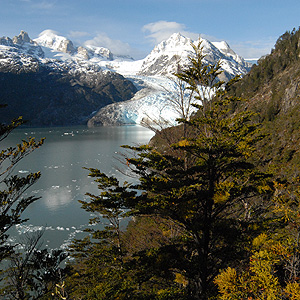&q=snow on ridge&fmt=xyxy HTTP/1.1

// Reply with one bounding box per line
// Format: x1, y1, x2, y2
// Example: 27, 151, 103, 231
151, 33, 193, 55
89, 33, 251, 127
1, 30, 252, 127
34, 29, 75, 54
